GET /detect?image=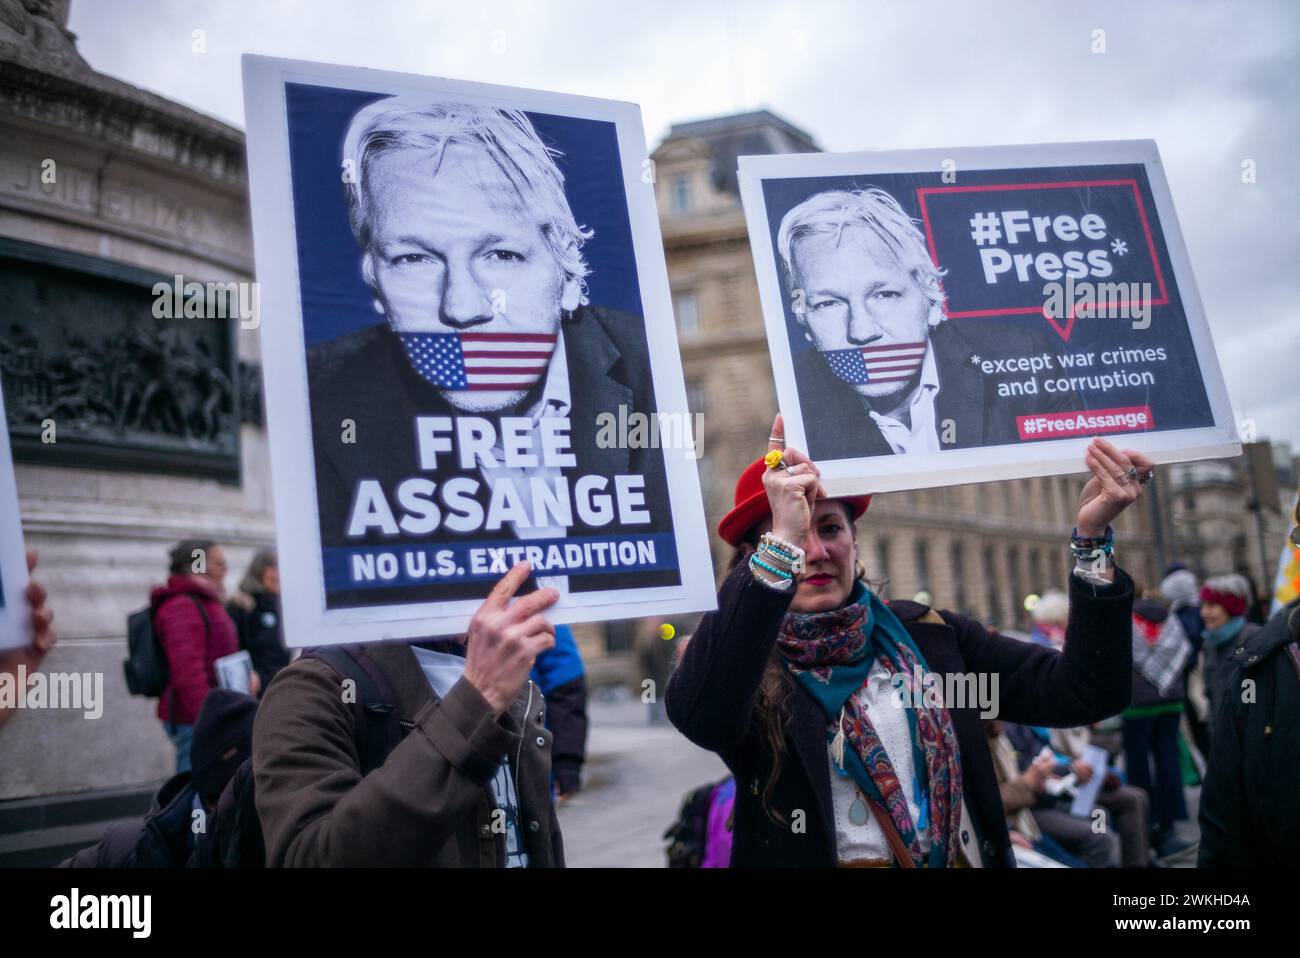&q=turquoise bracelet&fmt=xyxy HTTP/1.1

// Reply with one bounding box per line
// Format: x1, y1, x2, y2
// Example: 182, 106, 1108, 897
751, 556, 792, 580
